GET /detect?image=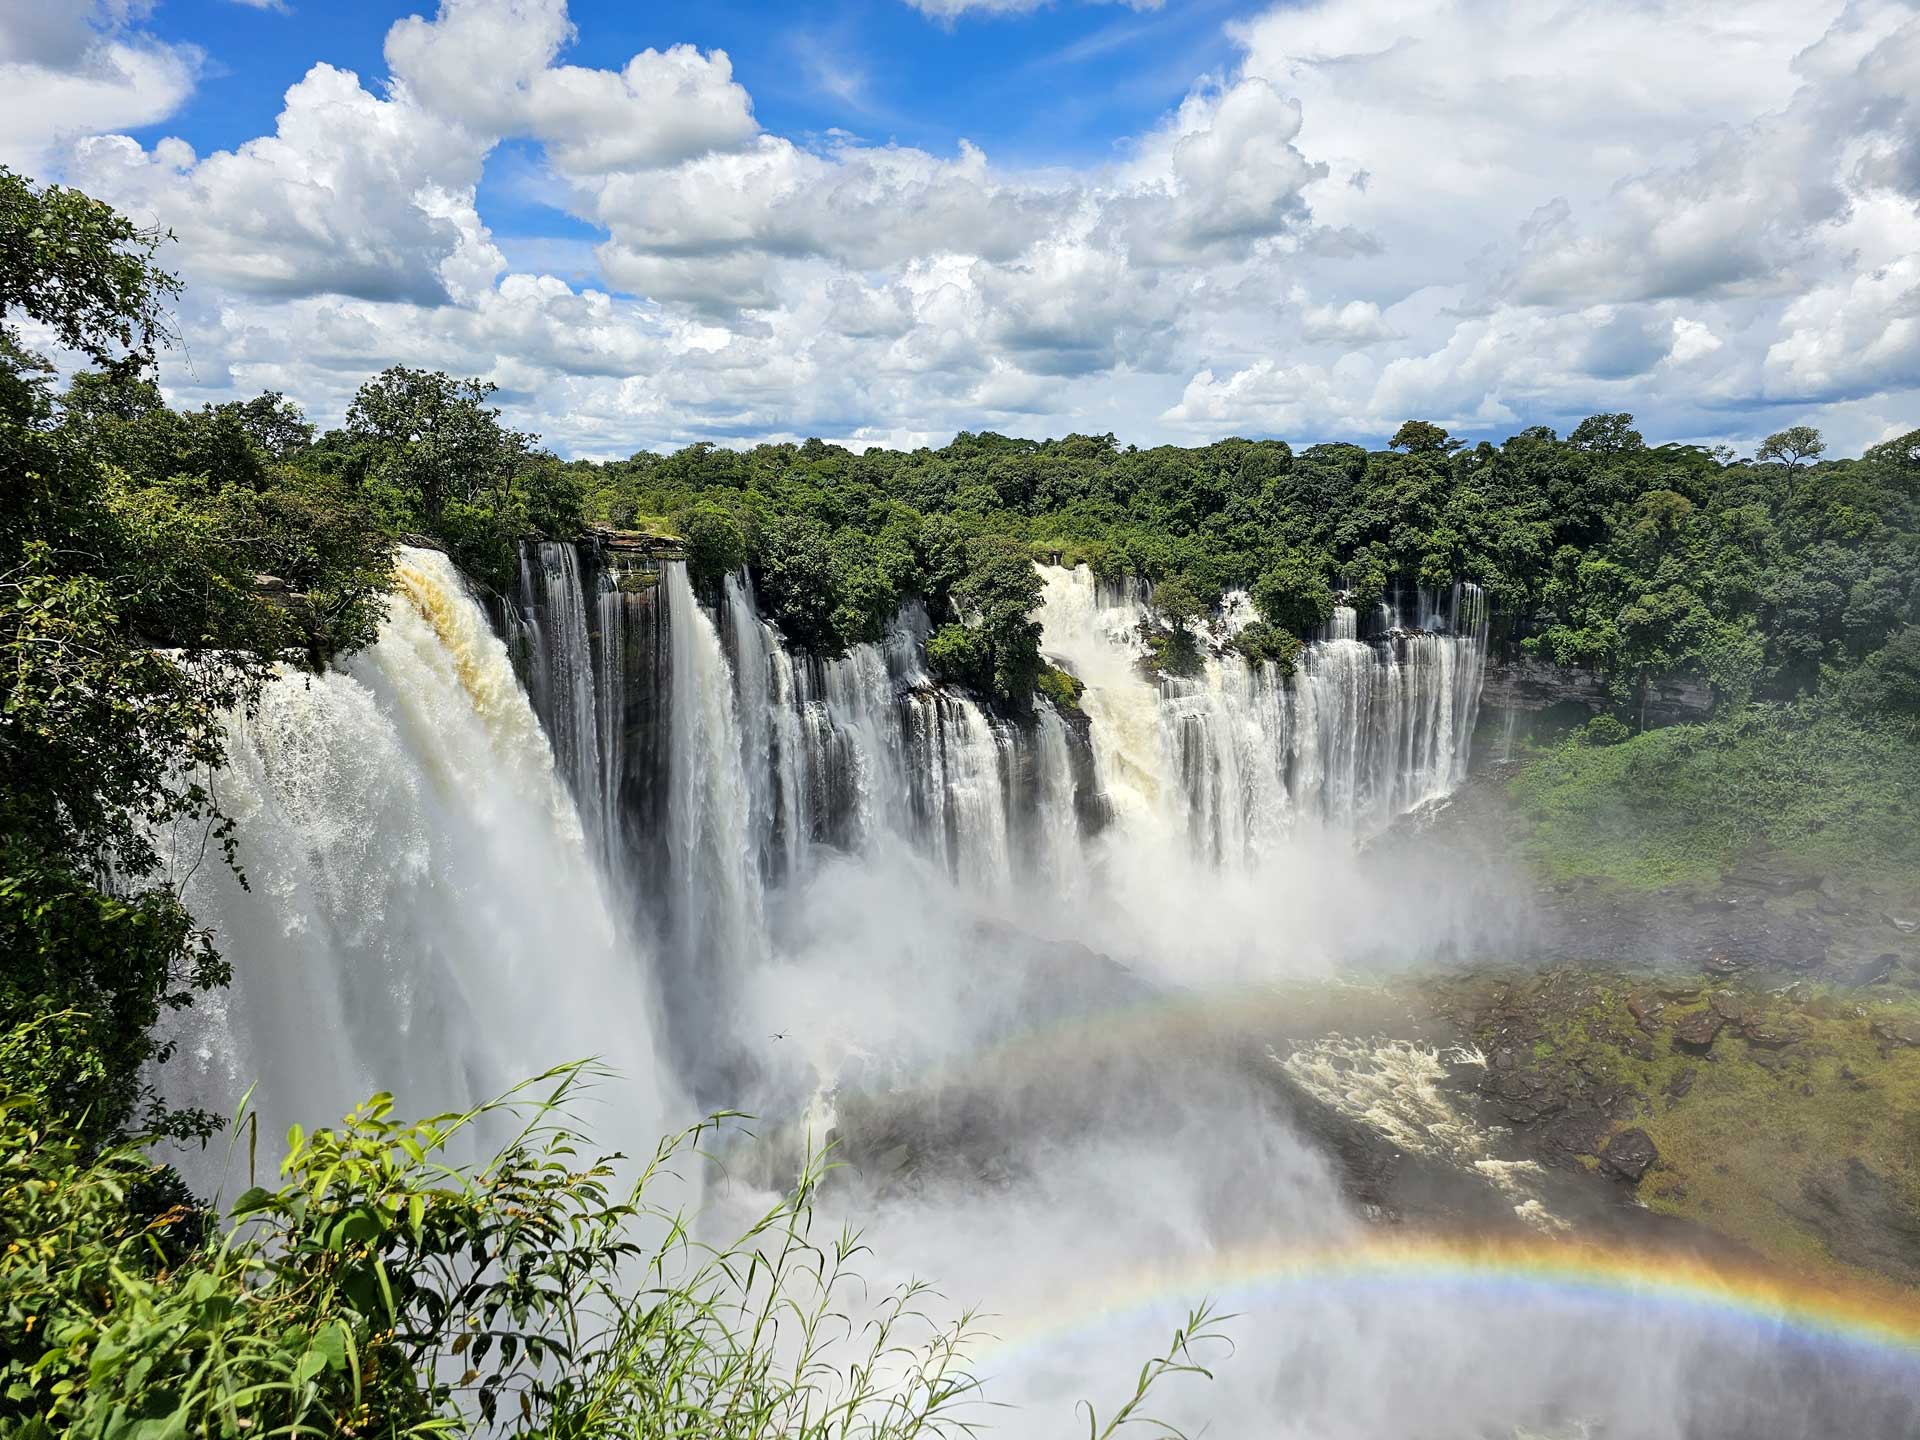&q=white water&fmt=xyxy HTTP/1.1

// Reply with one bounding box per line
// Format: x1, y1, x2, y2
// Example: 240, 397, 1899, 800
663, 561, 766, 1033
707, 570, 1074, 898
512, 541, 611, 859
167, 548, 668, 1164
